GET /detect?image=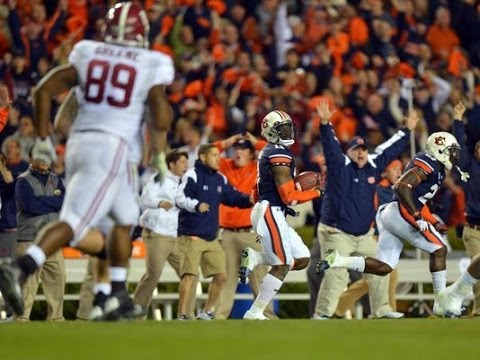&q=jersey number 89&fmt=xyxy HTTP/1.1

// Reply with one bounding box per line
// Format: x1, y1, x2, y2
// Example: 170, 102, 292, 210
85, 60, 136, 108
